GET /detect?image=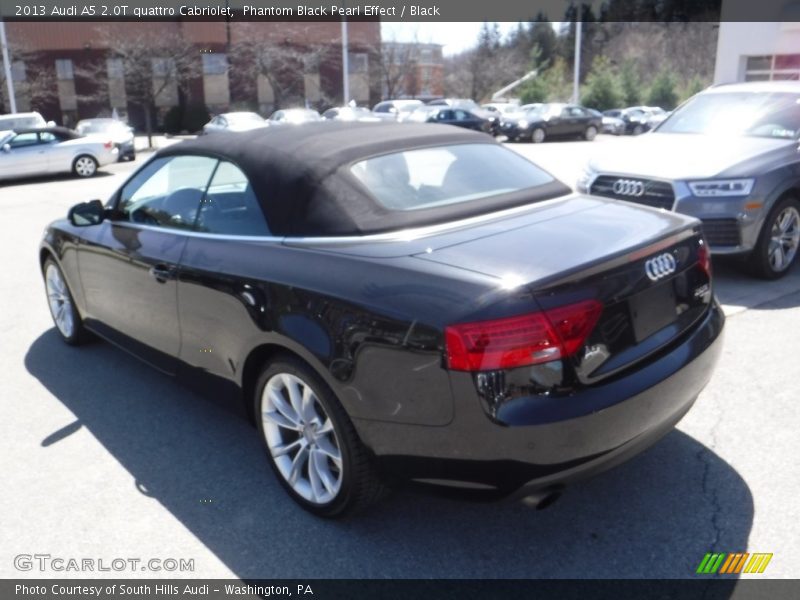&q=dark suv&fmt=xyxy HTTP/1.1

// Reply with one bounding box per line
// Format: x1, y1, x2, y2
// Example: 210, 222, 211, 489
578, 82, 800, 278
